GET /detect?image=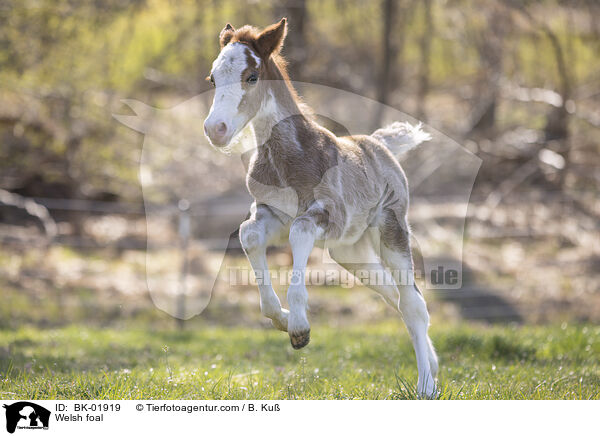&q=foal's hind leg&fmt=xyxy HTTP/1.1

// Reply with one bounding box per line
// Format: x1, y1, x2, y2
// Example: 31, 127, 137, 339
328, 229, 401, 308
329, 230, 437, 398
379, 210, 438, 398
